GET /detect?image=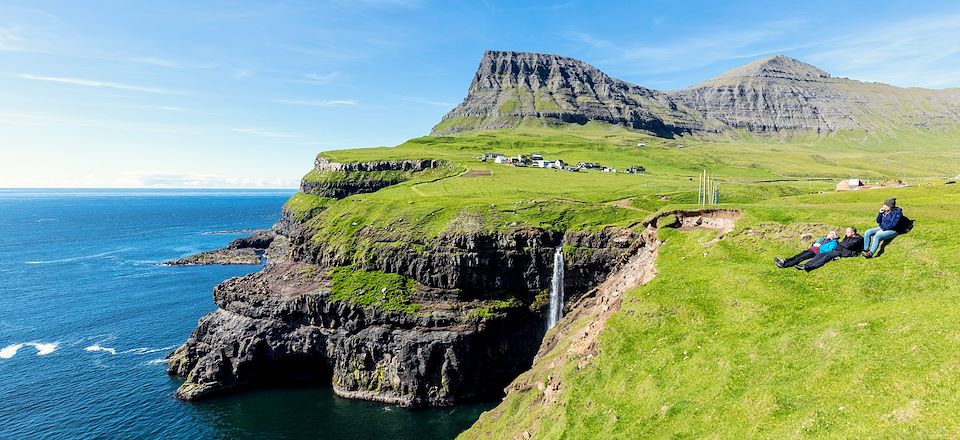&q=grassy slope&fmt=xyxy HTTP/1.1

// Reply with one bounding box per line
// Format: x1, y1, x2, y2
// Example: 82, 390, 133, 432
294, 123, 960, 436
464, 185, 960, 438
